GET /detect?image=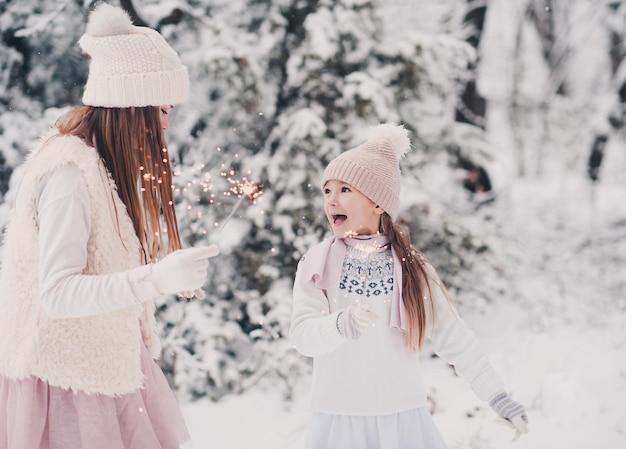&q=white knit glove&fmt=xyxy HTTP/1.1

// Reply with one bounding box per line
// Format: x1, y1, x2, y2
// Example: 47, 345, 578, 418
150, 245, 219, 299
489, 392, 529, 442
336, 305, 377, 339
